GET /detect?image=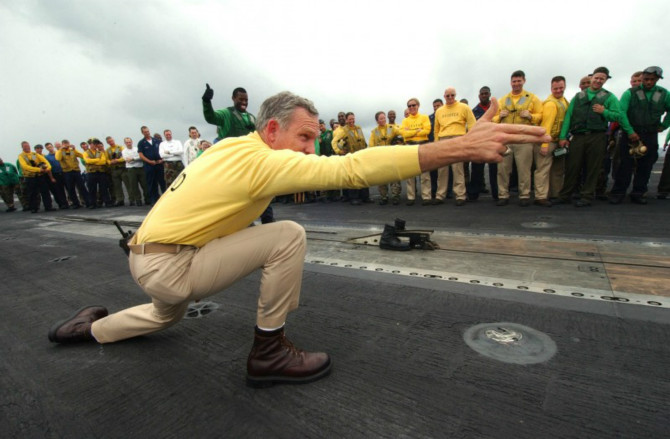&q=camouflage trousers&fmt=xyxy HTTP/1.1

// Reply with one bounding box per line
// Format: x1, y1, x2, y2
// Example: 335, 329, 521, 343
0, 184, 18, 208
164, 161, 185, 188
18, 178, 28, 208
378, 181, 402, 200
